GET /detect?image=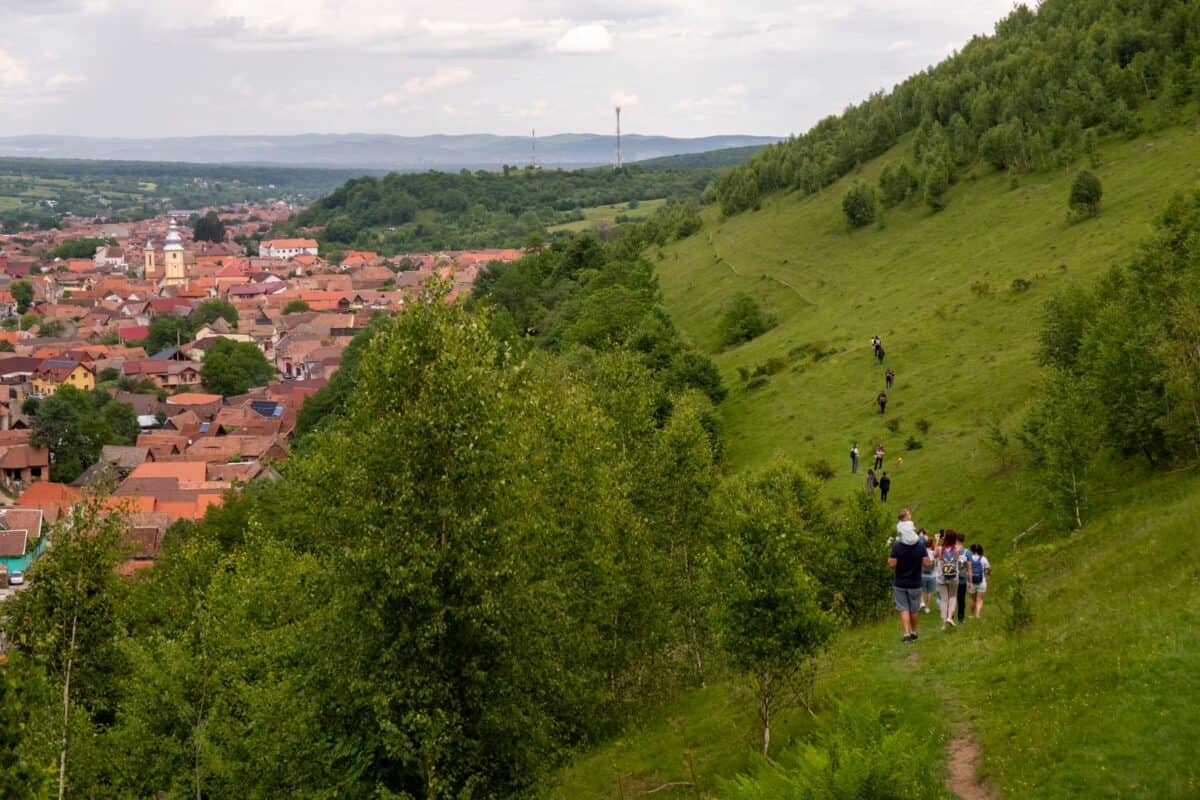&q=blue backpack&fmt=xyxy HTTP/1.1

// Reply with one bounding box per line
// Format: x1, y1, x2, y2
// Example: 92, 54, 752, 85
970, 554, 985, 583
